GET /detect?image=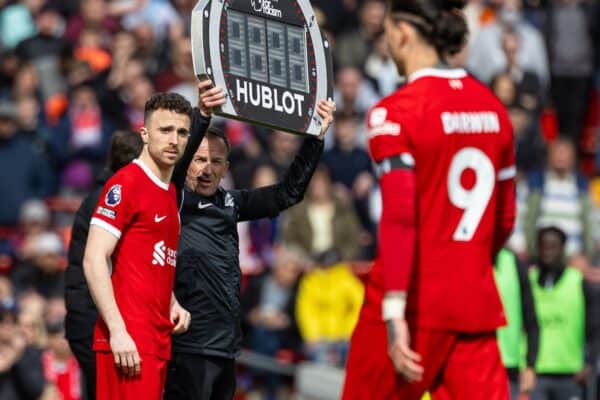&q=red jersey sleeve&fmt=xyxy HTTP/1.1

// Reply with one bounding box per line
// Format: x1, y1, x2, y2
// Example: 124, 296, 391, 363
90, 173, 137, 239
368, 97, 418, 299
367, 97, 416, 164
